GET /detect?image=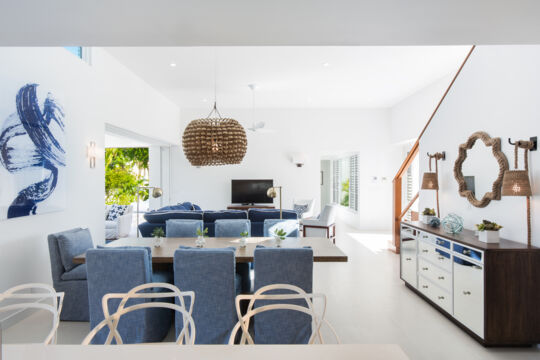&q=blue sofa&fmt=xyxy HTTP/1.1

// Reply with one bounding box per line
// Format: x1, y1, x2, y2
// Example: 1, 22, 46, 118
138, 207, 298, 237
